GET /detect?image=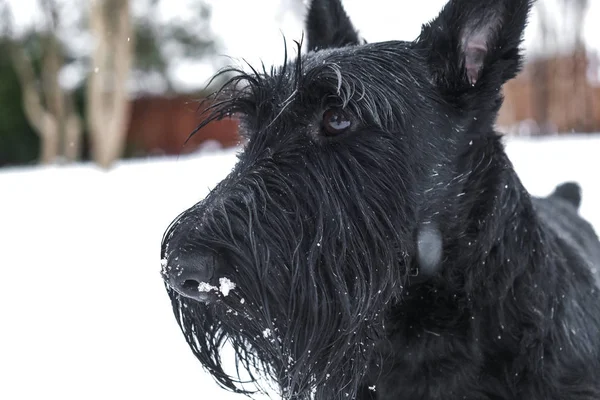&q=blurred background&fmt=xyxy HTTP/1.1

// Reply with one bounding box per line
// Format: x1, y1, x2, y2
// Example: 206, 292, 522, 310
0, 0, 598, 168
0, 1, 598, 400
